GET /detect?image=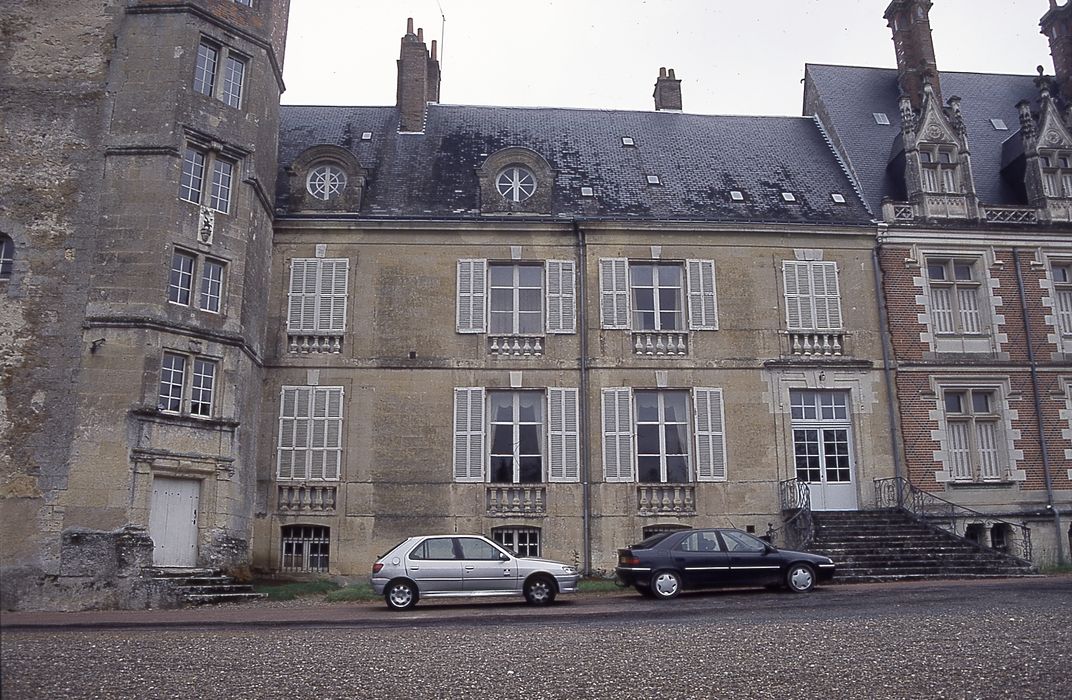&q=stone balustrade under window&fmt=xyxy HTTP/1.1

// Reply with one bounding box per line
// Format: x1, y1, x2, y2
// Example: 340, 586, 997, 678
787, 331, 845, 357
486, 485, 546, 516
637, 484, 696, 515
632, 331, 688, 356
288, 333, 343, 354
488, 335, 544, 356
277, 484, 337, 512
